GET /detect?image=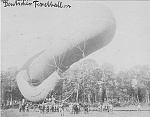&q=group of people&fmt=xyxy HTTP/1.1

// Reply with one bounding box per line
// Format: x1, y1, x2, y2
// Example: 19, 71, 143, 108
68, 102, 113, 114
38, 102, 89, 116
98, 102, 113, 113
69, 103, 81, 114
18, 97, 143, 116
35, 102, 114, 115
19, 103, 29, 112
39, 104, 60, 113
18, 98, 114, 115
37, 103, 65, 116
